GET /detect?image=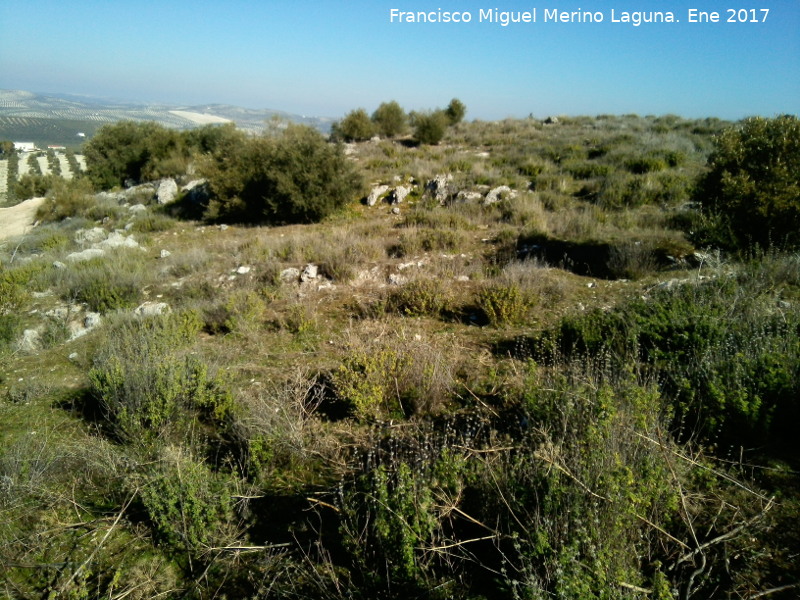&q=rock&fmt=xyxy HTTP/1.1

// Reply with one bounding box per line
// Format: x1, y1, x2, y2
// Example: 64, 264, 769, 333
98, 232, 139, 250
484, 185, 517, 205
455, 190, 483, 203
181, 179, 210, 205
280, 268, 301, 283
18, 329, 41, 352
84, 312, 102, 329
367, 185, 390, 207
52, 261, 66, 269
388, 273, 407, 285
68, 352, 79, 361
300, 264, 318, 282
390, 185, 411, 204
156, 179, 179, 204
66, 248, 105, 262
587, 282, 597, 289
95, 190, 125, 204
160, 249, 171, 258
134, 302, 171, 317
425, 174, 454, 205
75, 227, 107, 245
45, 306, 70, 320
219, 224, 229, 231
391, 207, 401, 215
455, 275, 470, 282
236, 265, 251, 274
129, 203, 147, 213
